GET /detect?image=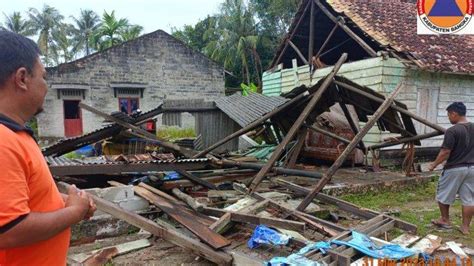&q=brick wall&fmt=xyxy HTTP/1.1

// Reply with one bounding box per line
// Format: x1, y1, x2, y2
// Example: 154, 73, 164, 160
39, 30, 225, 138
